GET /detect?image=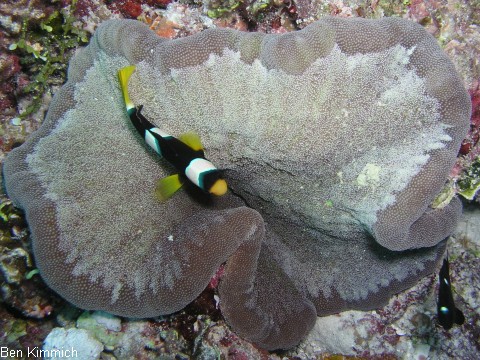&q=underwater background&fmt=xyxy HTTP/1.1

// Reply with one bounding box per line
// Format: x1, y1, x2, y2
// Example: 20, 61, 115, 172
0, 0, 479, 359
